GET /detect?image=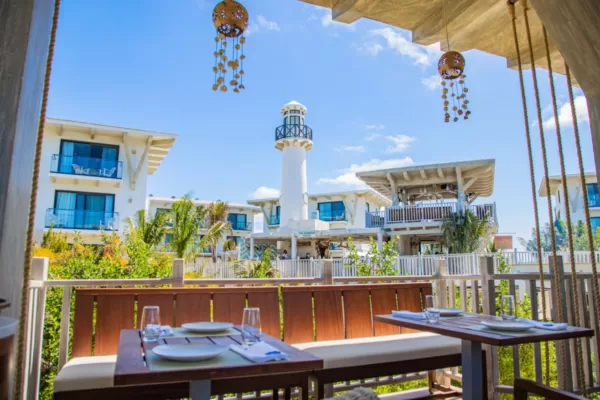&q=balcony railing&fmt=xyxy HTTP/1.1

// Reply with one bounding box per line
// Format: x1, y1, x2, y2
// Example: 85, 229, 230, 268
45, 209, 119, 231
366, 202, 497, 226
230, 221, 252, 231
268, 215, 280, 225
50, 154, 123, 179
319, 212, 347, 222
275, 124, 313, 141
588, 193, 600, 208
